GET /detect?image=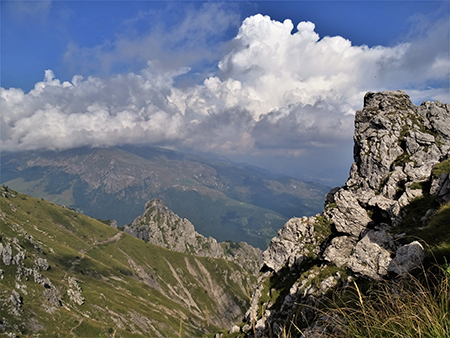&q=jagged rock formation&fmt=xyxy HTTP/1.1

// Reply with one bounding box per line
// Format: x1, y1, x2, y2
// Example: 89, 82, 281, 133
125, 199, 223, 256
235, 90, 450, 337
124, 199, 262, 274
67, 277, 85, 305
